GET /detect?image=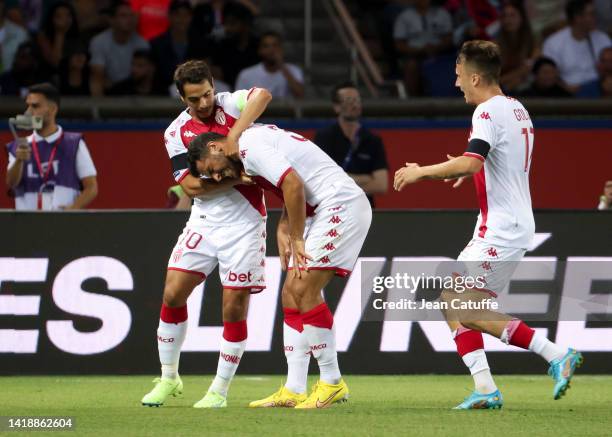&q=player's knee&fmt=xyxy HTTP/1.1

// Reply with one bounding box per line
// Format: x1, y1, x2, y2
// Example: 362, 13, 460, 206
163, 283, 188, 307
222, 291, 249, 321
